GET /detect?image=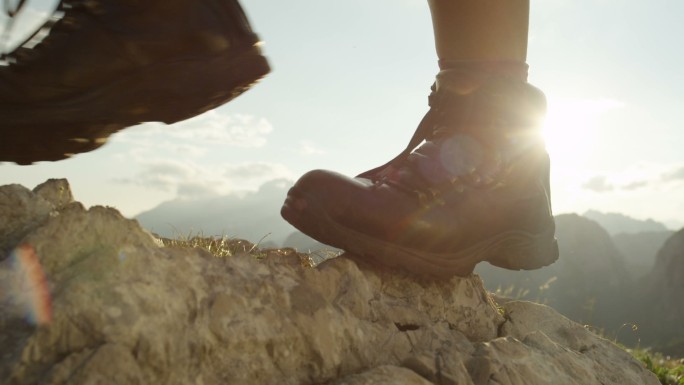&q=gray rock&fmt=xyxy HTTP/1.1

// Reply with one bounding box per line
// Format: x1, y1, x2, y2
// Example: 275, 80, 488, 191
0, 179, 75, 261
332, 365, 435, 385
0, 180, 660, 385
0, 185, 53, 261
32, 179, 74, 211
500, 301, 658, 385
